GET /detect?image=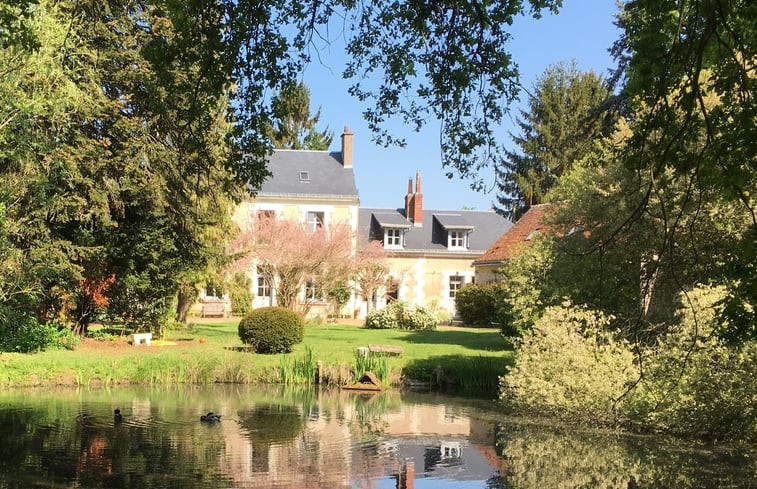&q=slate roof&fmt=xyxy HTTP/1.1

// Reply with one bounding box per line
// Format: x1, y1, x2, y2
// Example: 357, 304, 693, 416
472, 204, 553, 265
251, 149, 358, 200
359, 207, 512, 256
